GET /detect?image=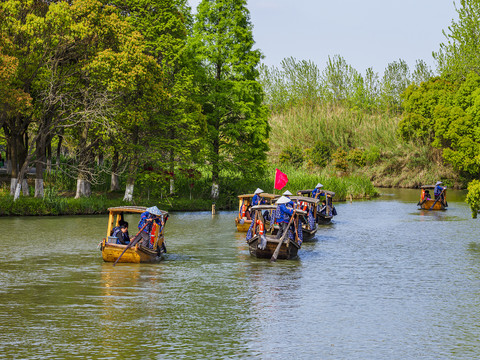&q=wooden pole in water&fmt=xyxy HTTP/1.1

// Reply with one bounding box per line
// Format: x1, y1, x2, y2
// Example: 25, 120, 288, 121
212, 203, 216, 215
